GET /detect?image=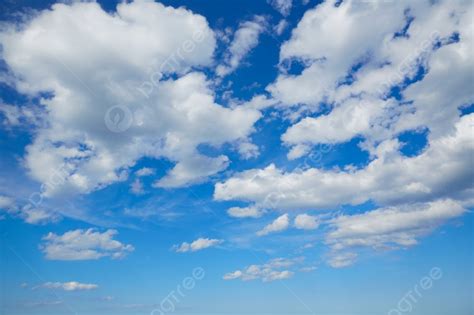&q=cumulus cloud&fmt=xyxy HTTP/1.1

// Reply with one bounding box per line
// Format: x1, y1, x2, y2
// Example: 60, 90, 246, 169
35, 281, 98, 291
267, 0, 473, 156
294, 214, 319, 230
0, 0, 261, 200
216, 16, 268, 77
174, 238, 223, 253
223, 257, 303, 282
215, 114, 474, 210
41, 229, 134, 260
257, 213, 290, 236
323, 199, 466, 268
227, 206, 264, 218
326, 199, 465, 251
